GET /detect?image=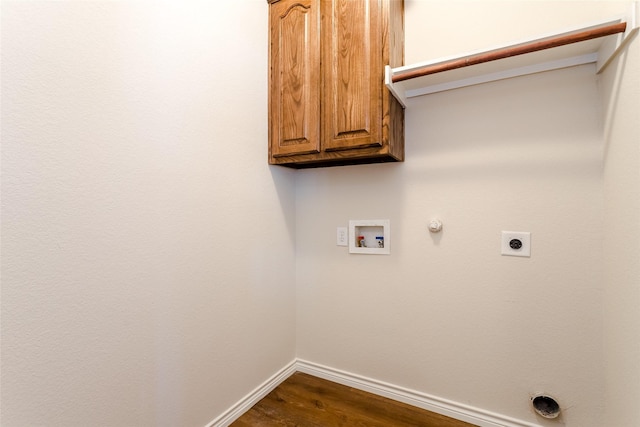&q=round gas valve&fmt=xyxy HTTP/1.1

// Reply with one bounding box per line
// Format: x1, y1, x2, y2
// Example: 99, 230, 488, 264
428, 219, 443, 233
